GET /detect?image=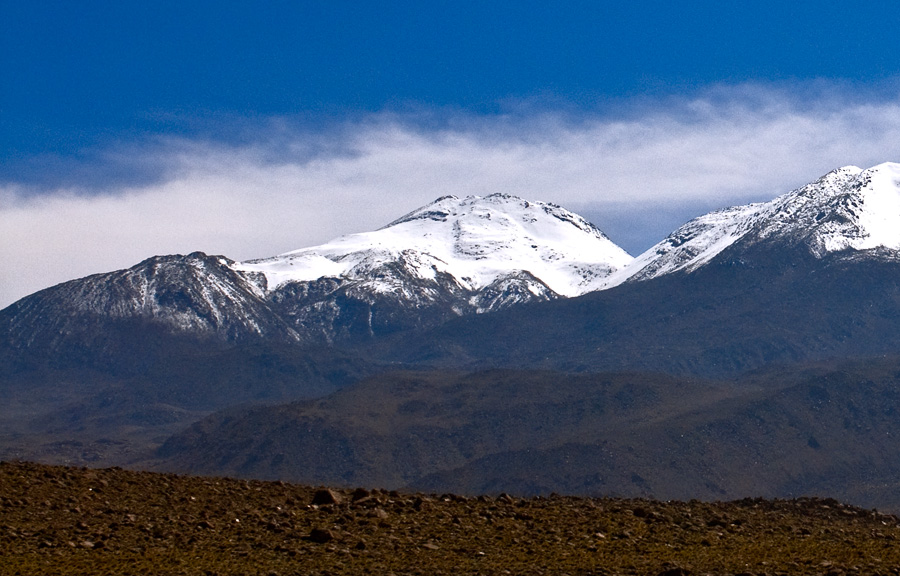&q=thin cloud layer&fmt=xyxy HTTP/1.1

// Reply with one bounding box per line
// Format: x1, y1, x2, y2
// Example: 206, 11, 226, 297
3, 85, 900, 308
